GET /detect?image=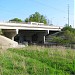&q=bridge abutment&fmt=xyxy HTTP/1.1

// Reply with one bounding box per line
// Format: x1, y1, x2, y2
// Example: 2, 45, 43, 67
2, 29, 18, 41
